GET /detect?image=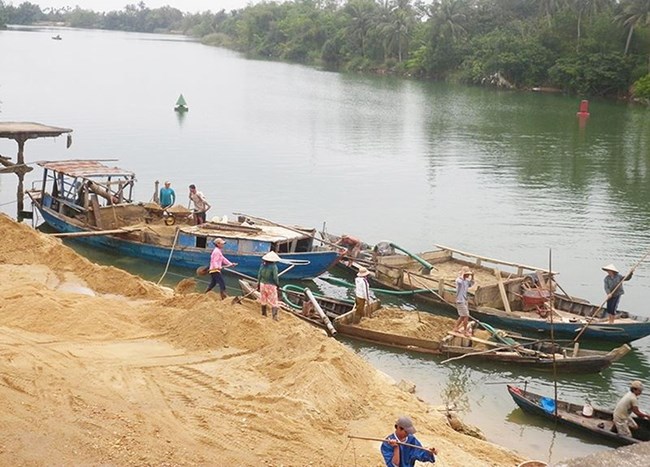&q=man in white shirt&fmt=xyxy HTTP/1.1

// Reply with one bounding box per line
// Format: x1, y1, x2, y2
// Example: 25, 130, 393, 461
188, 184, 211, 225
613, 380, 650, 437
355, 267, 372, 318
